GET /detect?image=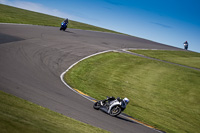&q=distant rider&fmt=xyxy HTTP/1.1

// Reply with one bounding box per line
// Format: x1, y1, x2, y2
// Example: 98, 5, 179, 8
61, 18, 68, 28
183, 41, 188, 50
